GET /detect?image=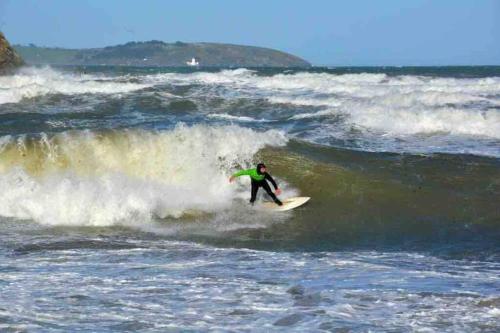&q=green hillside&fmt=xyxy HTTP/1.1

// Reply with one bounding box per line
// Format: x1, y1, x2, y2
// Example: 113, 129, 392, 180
14, 41, 310, 67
